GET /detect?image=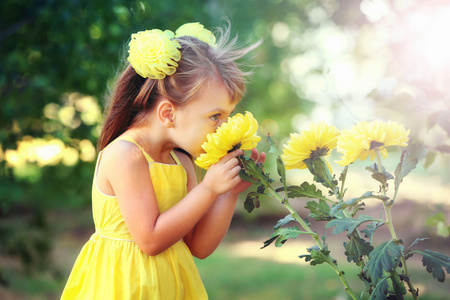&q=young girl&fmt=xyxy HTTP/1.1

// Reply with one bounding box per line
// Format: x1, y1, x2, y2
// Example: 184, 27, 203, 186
61, 22, 264, 299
